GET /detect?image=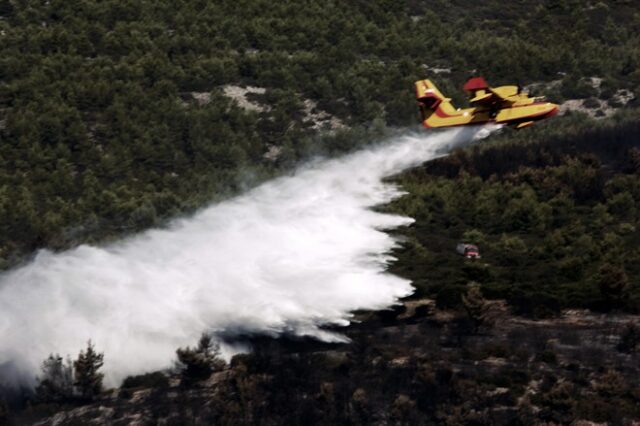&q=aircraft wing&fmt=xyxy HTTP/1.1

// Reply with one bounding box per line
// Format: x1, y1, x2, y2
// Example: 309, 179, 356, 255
464, 77, 516, 106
